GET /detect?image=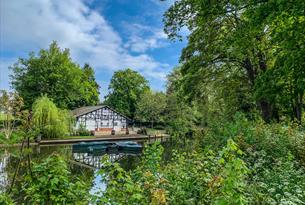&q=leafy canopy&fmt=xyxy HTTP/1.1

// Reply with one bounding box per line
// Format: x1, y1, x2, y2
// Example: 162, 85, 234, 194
105, 68, 149, 119
10, 41, 100, 109
32, 96, 72, 138
136, 90, 166, 128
